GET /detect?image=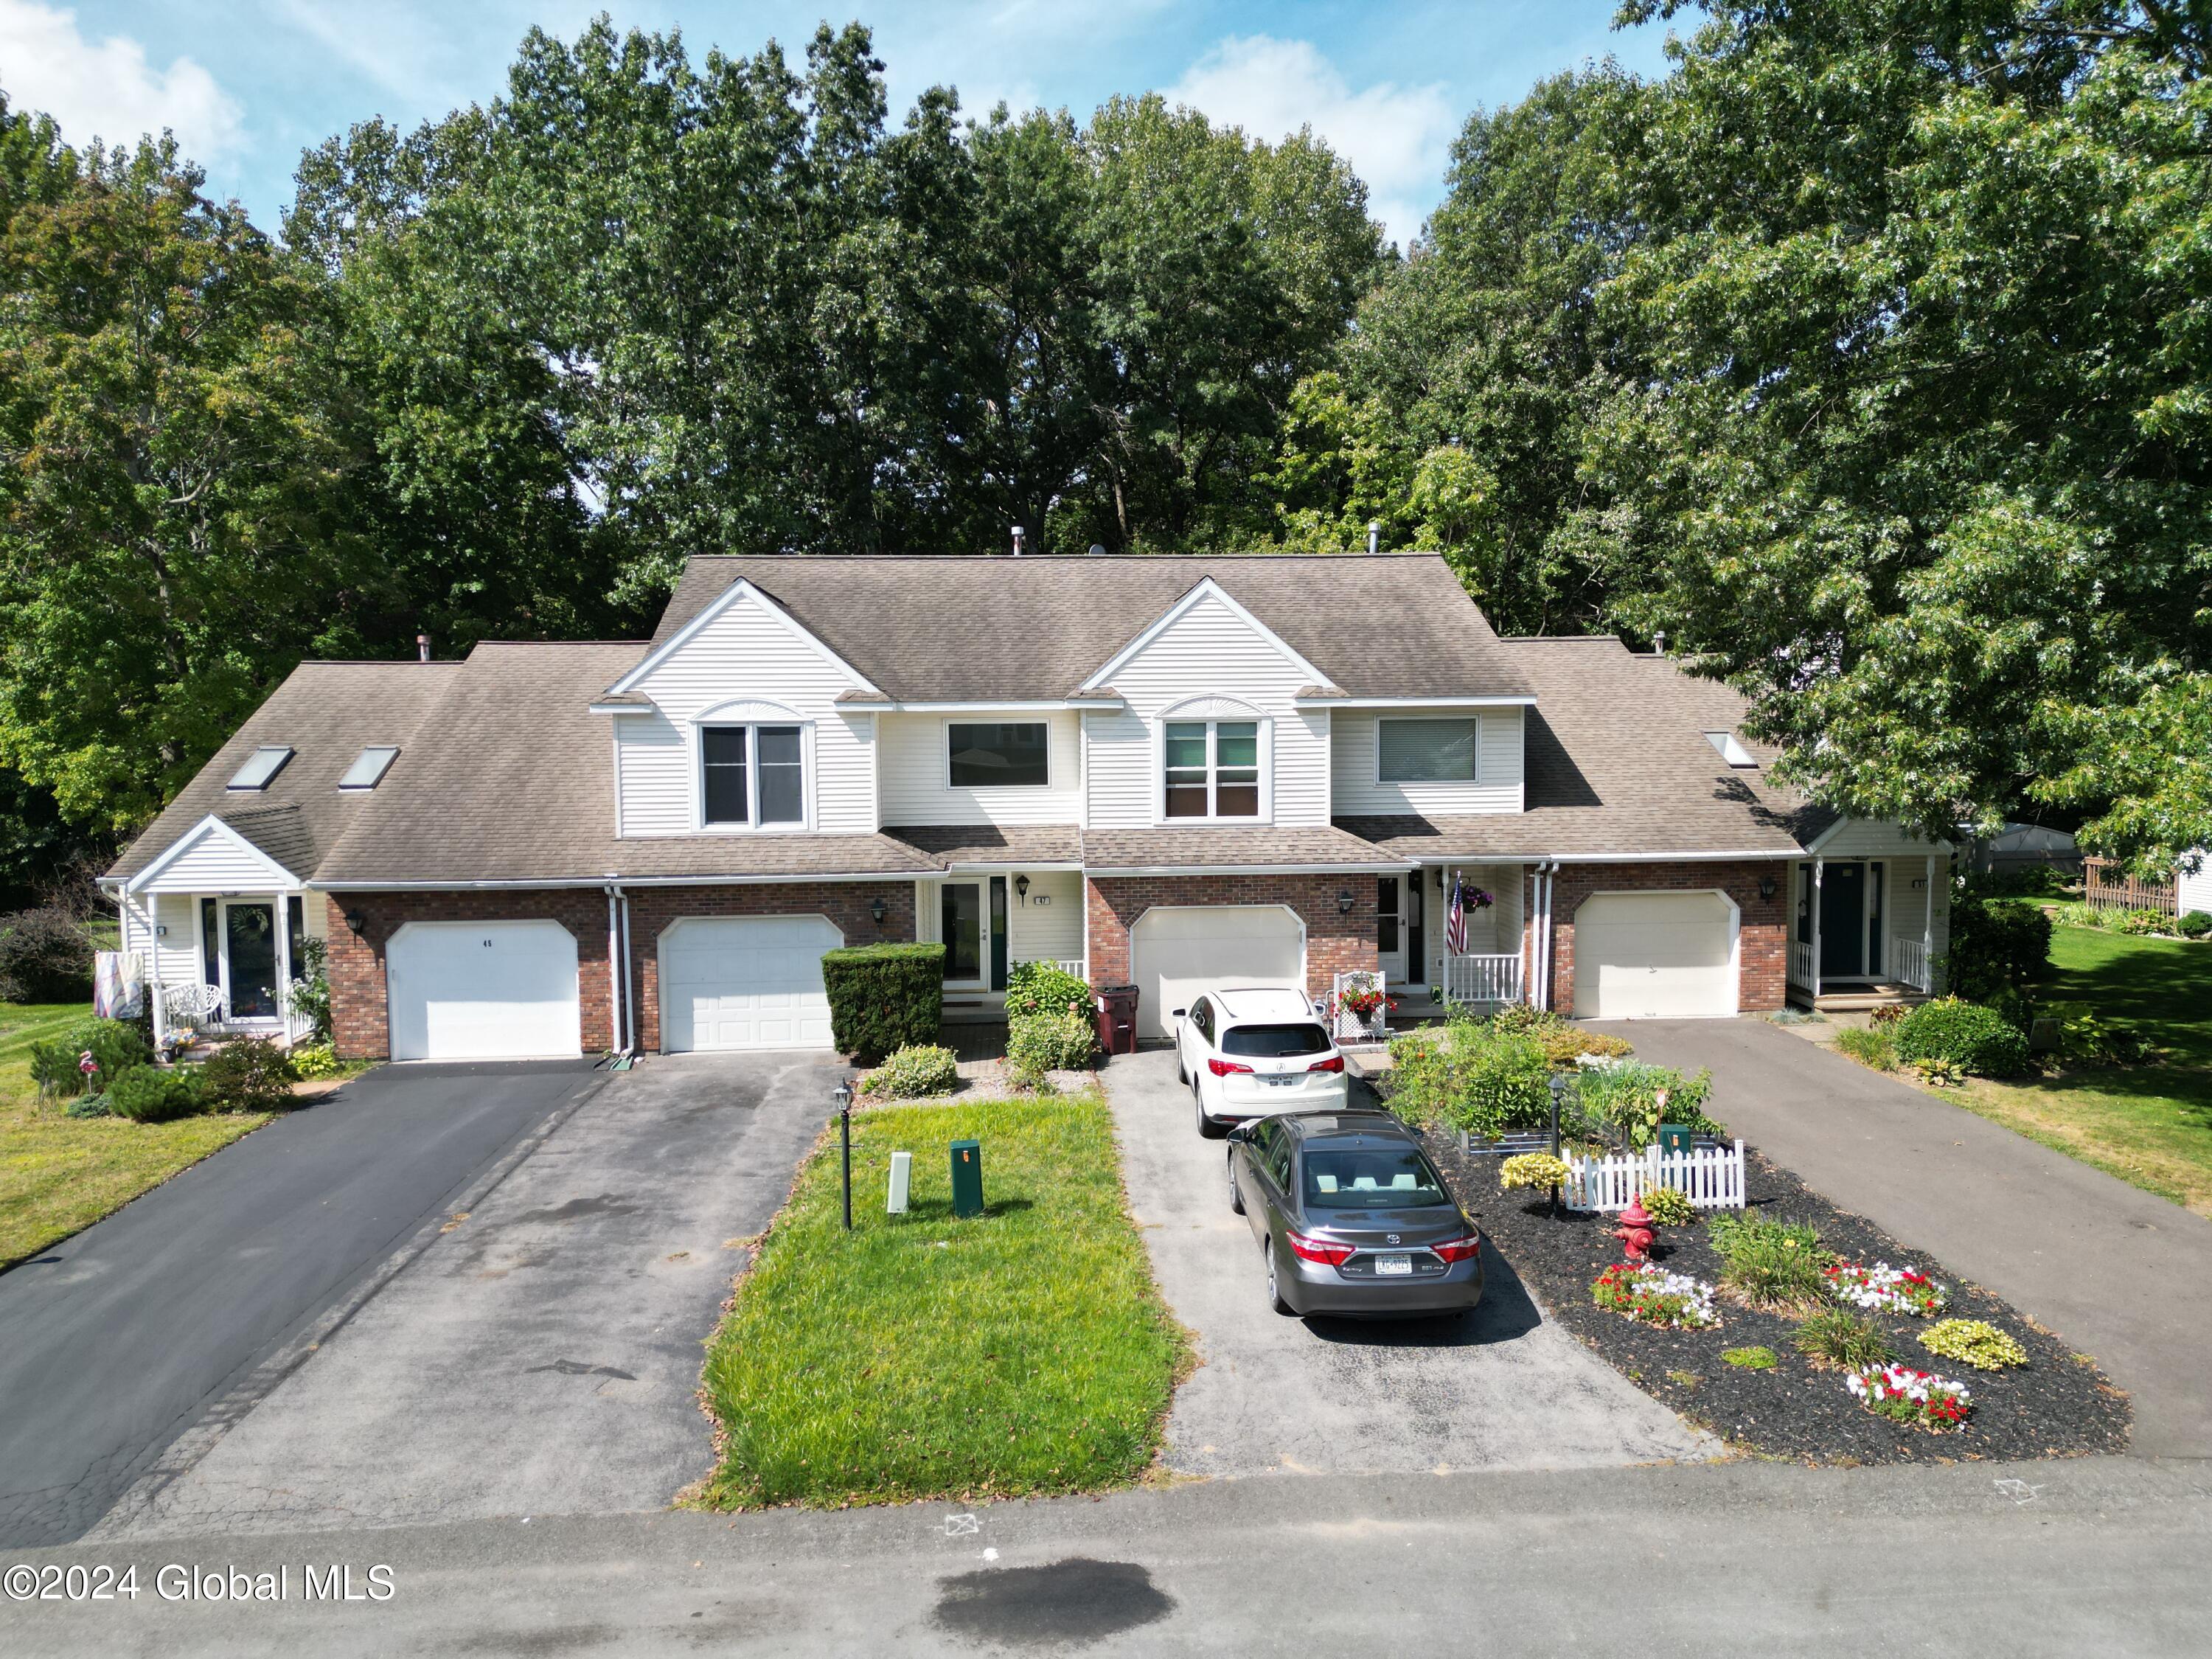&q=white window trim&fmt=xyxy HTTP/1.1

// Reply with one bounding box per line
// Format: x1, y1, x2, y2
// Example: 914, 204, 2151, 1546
943, 717, 1052, 792
1374, 714, 1484, 787
692, 705, 814, 834
1155, 703, 1272, 826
